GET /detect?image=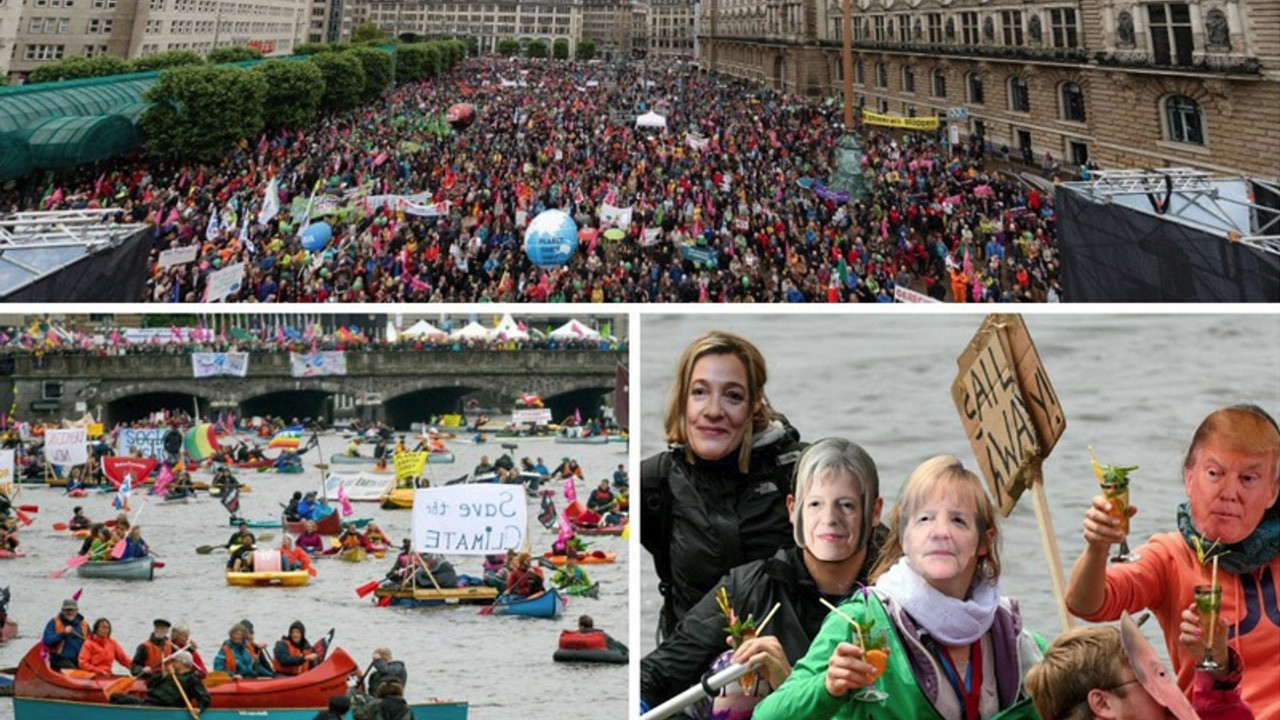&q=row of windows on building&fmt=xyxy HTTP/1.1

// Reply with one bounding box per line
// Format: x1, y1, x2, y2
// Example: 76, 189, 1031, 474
159, 19, 292, 33
835, 3, 1203, 67
29, 0, 116, 8
853, 68, 1207, 146
840, 8, 1080, 49
23, 16, 118, 34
